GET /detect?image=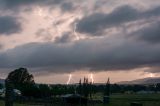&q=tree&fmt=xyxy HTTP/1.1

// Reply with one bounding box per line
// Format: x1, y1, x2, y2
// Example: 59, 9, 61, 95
6, 68, 36, 98
83, 77, 89, 98
104, 78, 110, 96
0, 83, 3, 89
38, 84, 51, 98
156, 83, 160, 91
78, 79, 82, 95
6, 68, 34, 87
